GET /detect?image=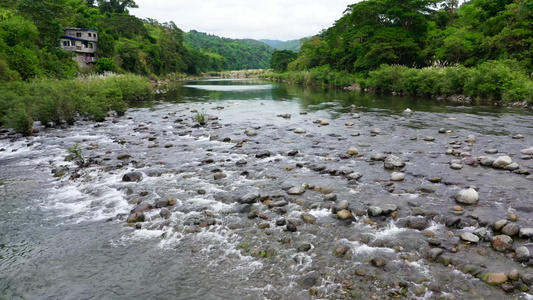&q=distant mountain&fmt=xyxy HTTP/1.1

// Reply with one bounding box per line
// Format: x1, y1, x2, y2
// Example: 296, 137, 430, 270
259, 39, 302, 52
185, 30, 276, 70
